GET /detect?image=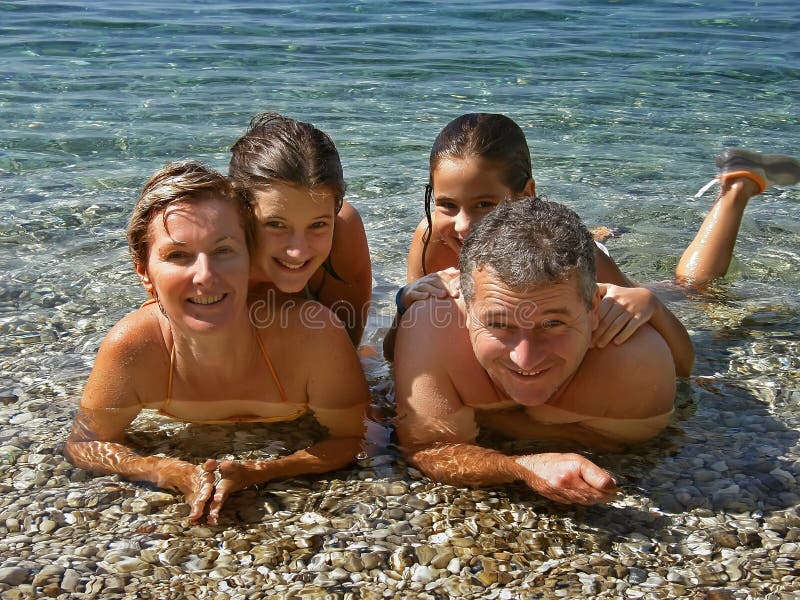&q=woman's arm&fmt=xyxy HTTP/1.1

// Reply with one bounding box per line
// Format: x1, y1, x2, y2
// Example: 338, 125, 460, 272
207, 310, 370, 522
64, 320, 216, 521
